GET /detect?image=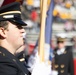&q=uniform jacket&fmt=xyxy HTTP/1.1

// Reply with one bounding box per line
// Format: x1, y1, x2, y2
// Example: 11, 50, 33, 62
54, 46, 74, 75
0, 46, 31, 75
